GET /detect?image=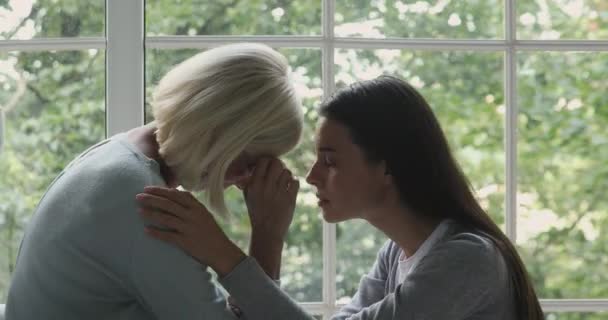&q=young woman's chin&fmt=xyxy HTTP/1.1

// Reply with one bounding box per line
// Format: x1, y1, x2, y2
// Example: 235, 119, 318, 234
319, 206, 350, 224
